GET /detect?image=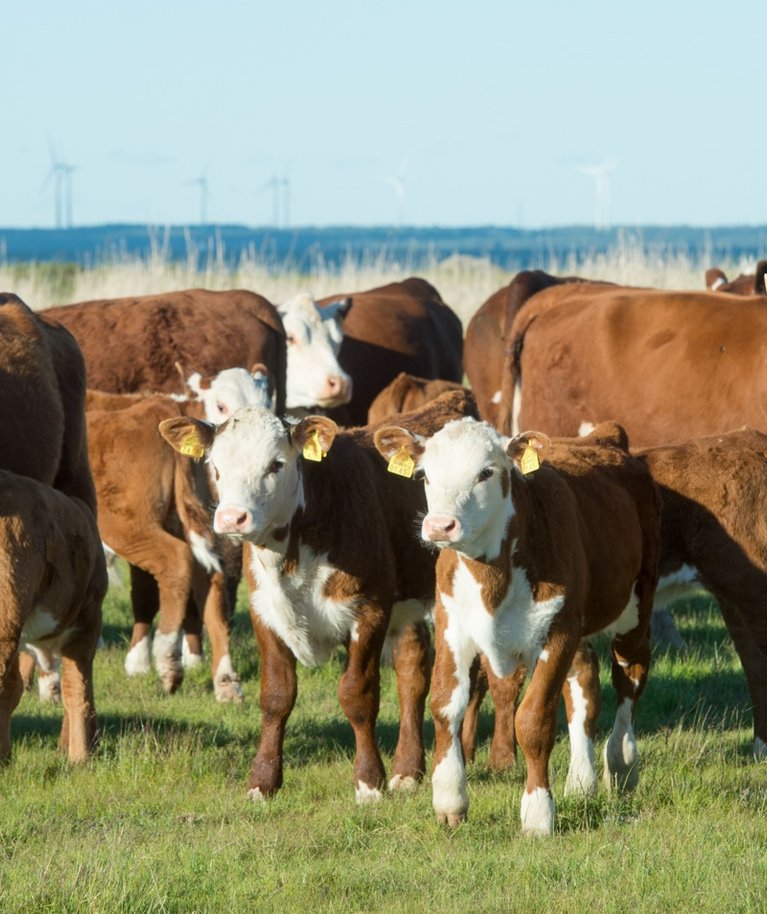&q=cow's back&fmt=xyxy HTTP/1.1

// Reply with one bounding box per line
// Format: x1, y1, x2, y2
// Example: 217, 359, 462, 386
42, 288, 287, 413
